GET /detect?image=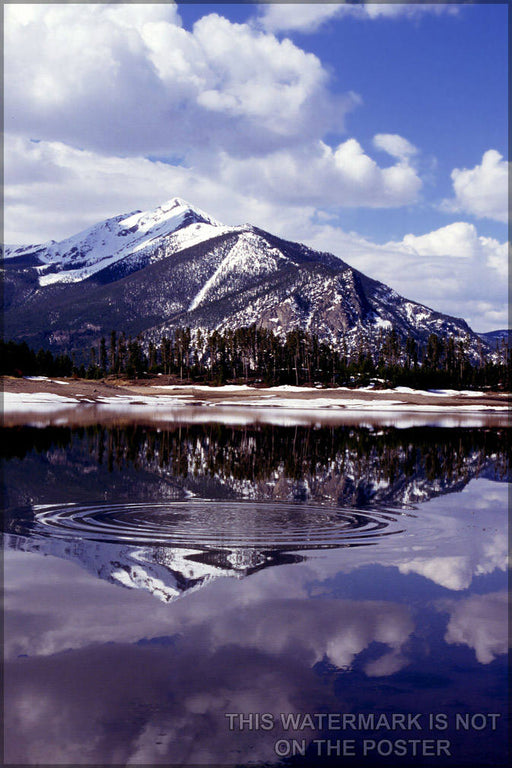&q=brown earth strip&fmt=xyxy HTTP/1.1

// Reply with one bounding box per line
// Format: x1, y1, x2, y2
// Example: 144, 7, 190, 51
2, 375, 509, 409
